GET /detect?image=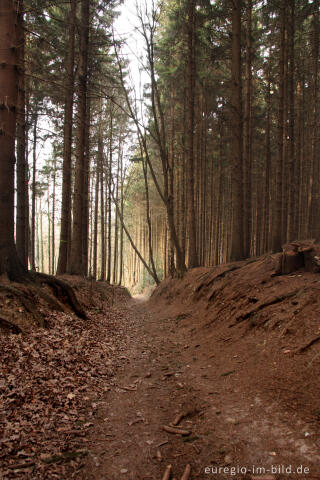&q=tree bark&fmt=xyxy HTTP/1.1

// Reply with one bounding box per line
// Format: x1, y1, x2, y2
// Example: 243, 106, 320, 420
92, 157, 99, 279
186, 0, 198, 268
309, 0, 320, 240
69, 0, 90, 275
243, 0, 252, 258
16, 0, 29, 269
57, 0, 76, 274
272, 0, 286, 252
99, 128, 106, 281
30, 112, 38, 271
230, 0, 244, 261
